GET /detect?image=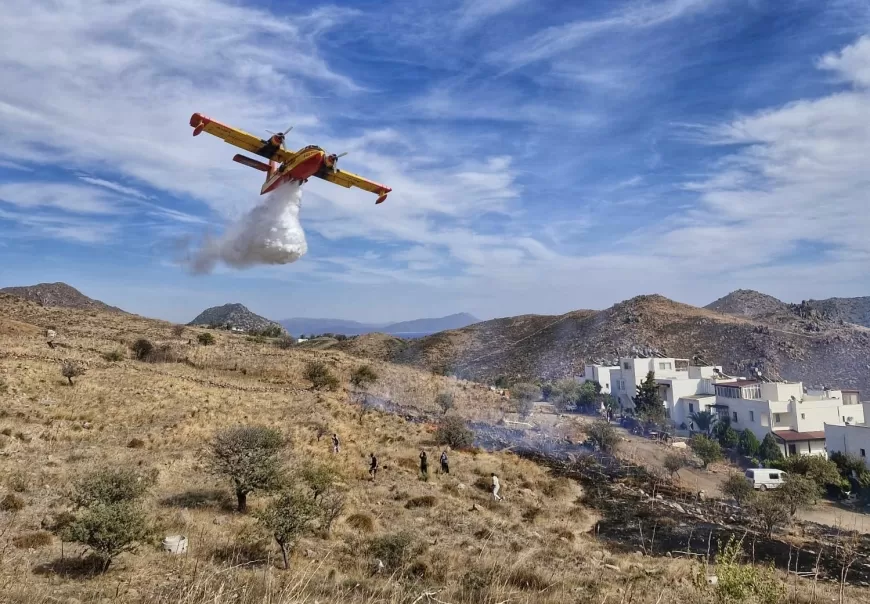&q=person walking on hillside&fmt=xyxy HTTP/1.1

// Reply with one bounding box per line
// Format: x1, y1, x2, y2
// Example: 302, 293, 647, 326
369, 453, 379, 481
440, 451, 449, 474
419, 450, 429, 479
491, 473, 503, 501
332, 433, 340, 454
